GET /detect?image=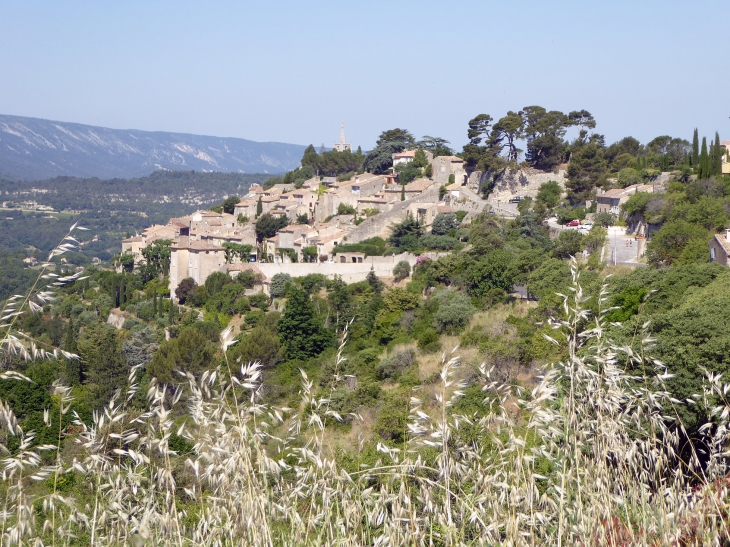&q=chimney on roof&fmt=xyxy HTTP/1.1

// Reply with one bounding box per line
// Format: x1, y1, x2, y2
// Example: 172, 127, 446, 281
726, 229, 730, 242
